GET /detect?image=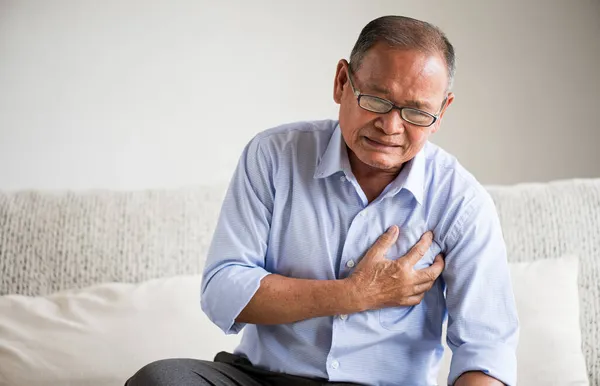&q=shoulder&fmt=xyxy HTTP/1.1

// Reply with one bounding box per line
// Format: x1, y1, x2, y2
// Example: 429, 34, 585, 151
422, 142, 497, 244
251, 119, 337, 152
240, 119, 337, 181
423, 141, 490, 204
